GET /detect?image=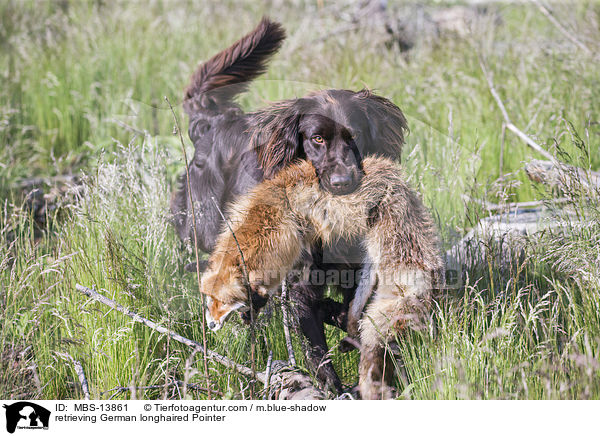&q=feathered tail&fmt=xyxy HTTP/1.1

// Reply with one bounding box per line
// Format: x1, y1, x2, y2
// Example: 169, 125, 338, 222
183, 17, 286, 115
